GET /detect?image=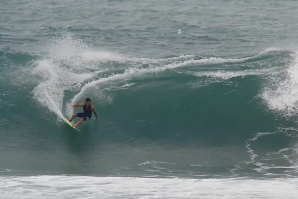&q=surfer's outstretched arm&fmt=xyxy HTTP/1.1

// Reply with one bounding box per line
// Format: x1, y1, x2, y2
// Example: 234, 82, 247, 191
71, 103, 84, 107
